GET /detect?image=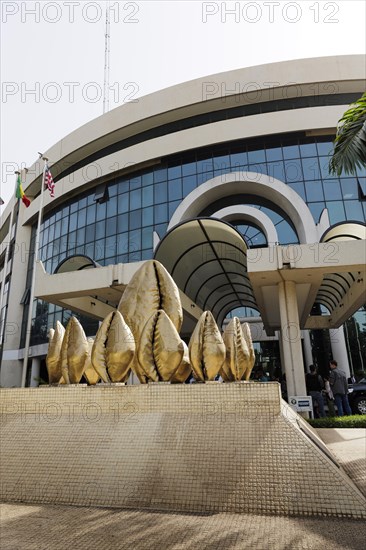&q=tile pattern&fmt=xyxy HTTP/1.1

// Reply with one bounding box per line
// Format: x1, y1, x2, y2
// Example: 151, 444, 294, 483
1, 383, 365, 518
